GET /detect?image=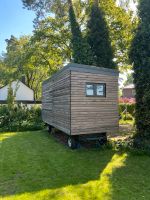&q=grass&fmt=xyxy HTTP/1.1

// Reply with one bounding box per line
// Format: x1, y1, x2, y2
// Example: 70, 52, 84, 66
0, 130, 150, 200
